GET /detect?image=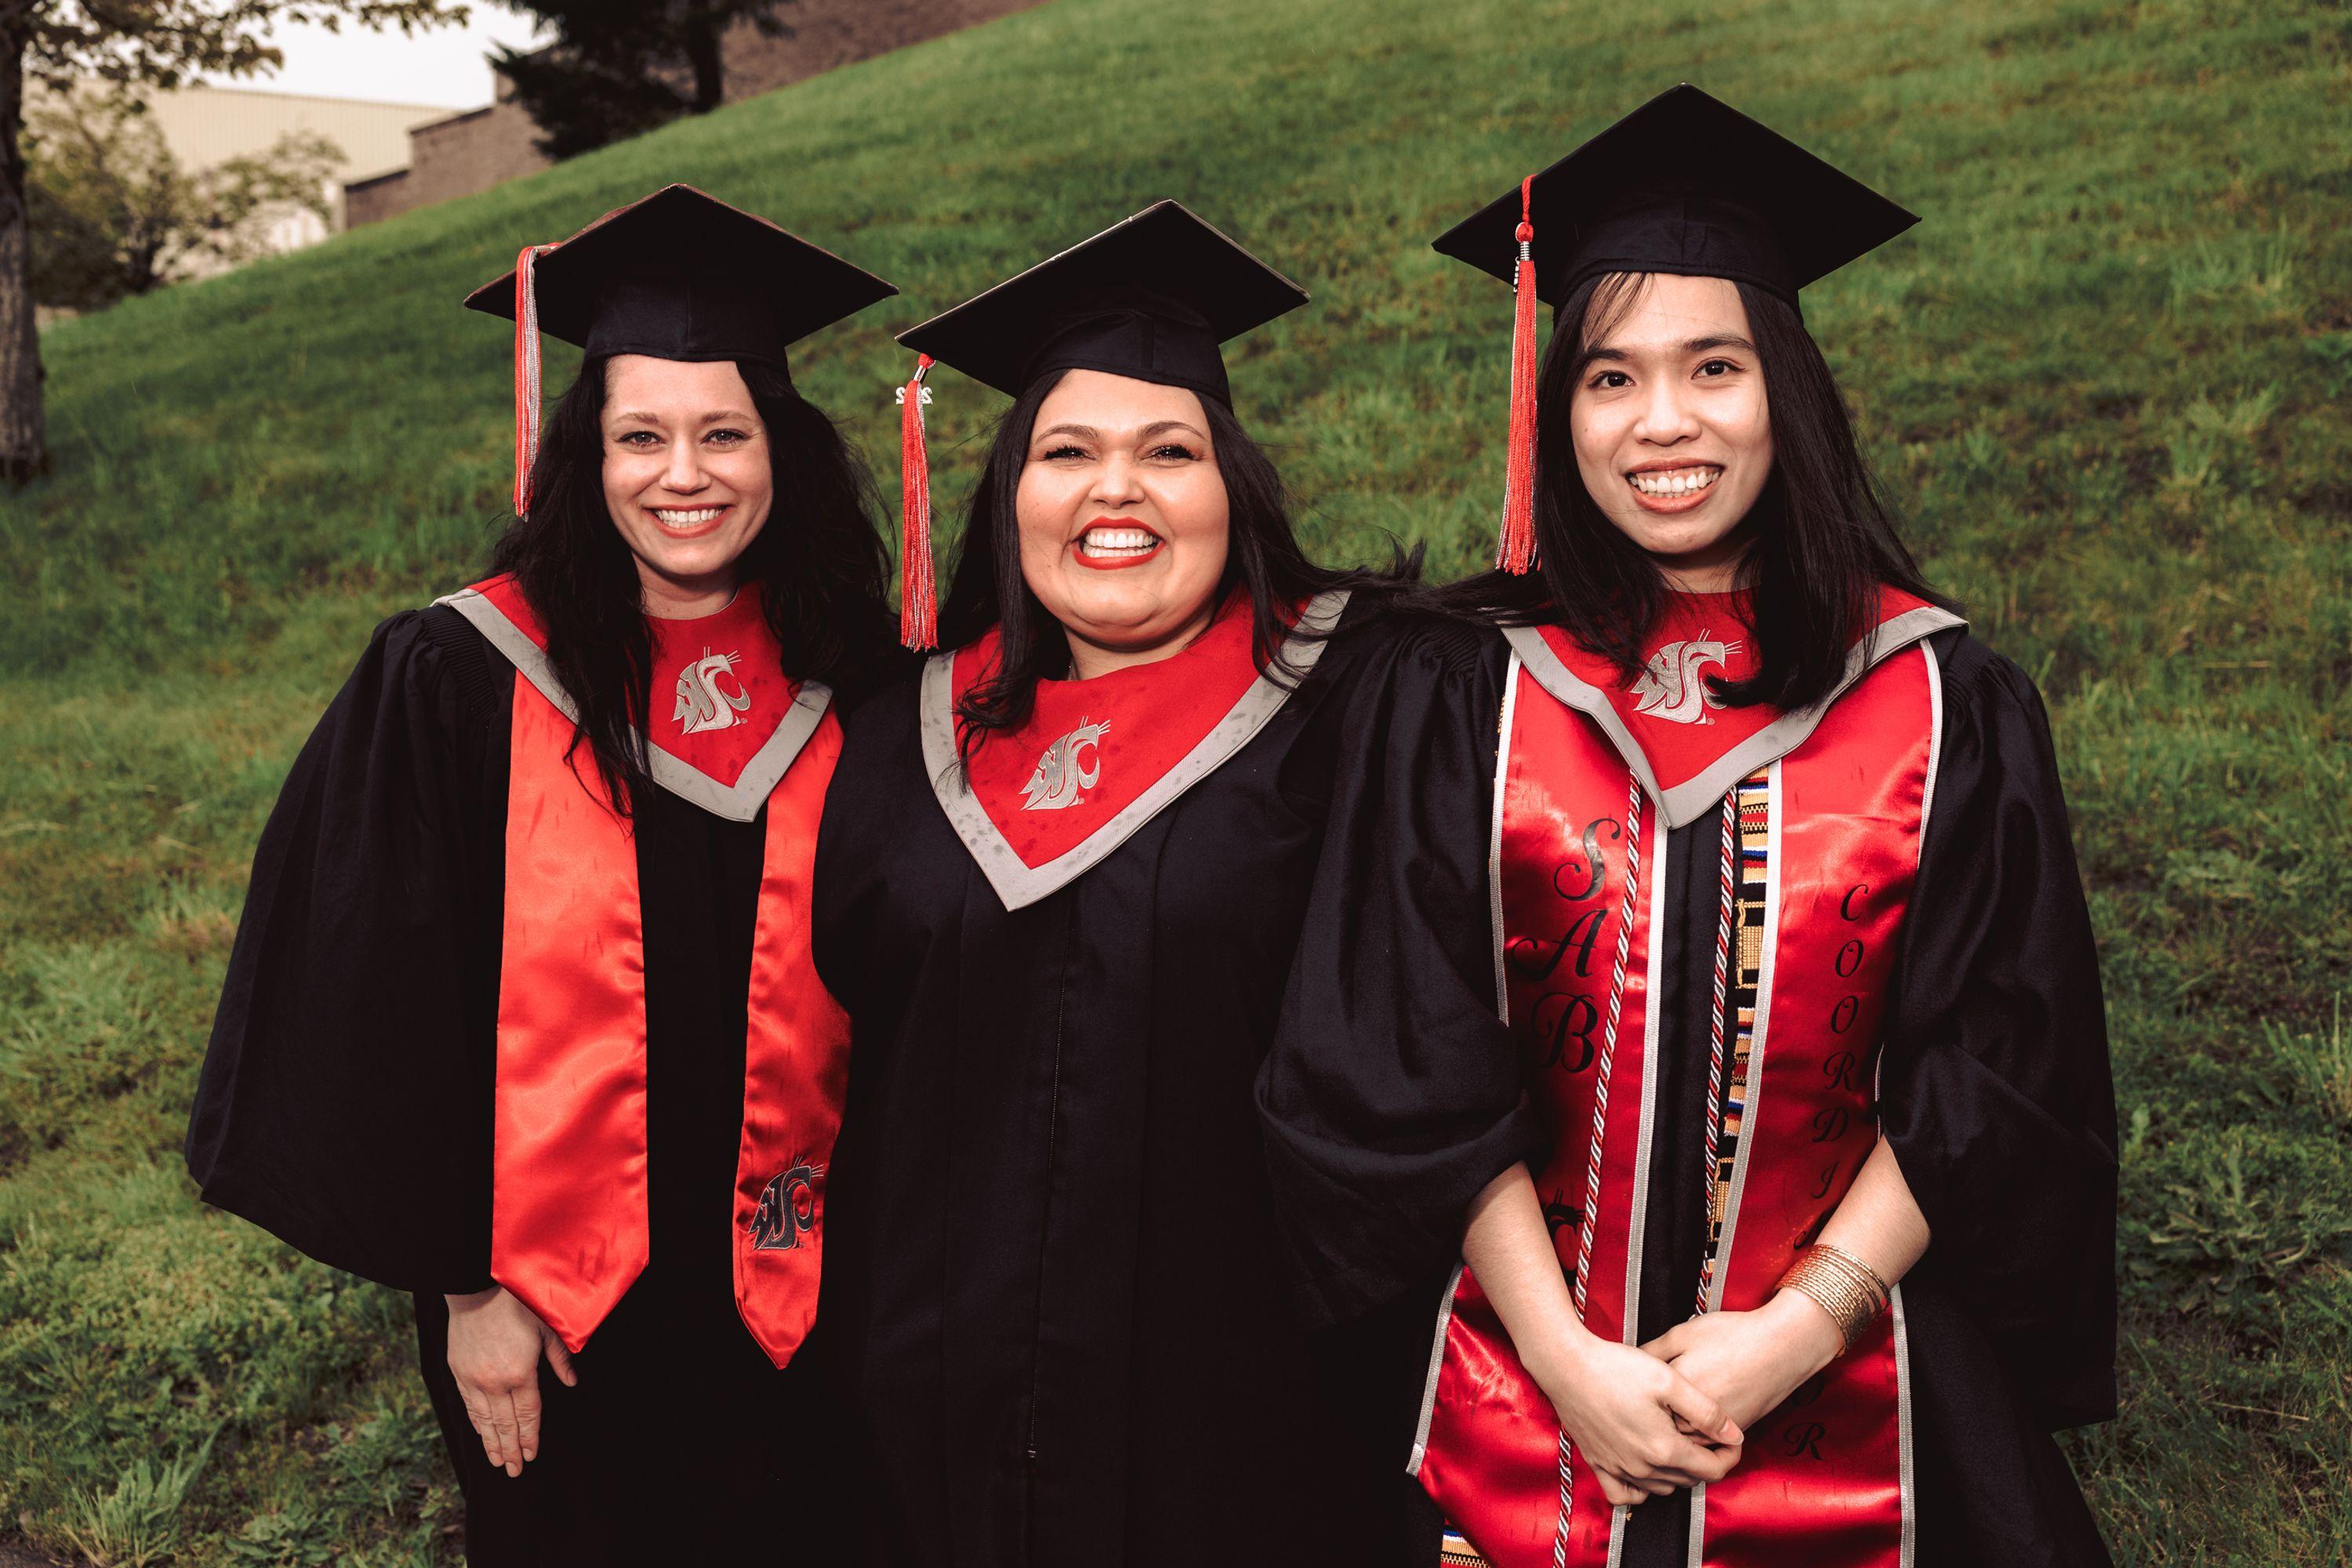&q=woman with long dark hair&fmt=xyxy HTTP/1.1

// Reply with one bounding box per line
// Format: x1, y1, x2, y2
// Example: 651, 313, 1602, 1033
185, 187, 897, 1563
811, 202, 1461, 1563
1260, 89, 2117, 1568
